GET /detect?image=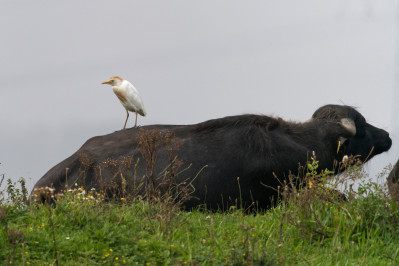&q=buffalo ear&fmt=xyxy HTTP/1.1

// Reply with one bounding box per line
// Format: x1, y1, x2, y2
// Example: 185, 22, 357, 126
340, 118, 356, 137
